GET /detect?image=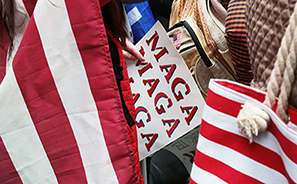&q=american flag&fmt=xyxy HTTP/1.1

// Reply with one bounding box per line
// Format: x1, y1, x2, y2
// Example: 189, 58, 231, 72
0, 0, 143, 183
190, 79, 297, 184
173, 32, 181, 50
